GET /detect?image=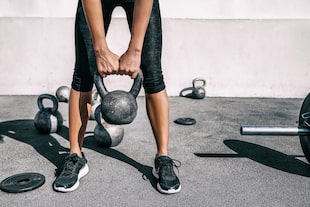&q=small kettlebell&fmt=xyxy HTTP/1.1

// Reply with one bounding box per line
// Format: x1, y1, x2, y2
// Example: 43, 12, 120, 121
179, 78, 206, 99
89, 89, 101, 120
94, 105, 124, 147
56, 85, 70, 103
94, 70, 143, 125
34, 94, 63, 134
192, 78, 206, 99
